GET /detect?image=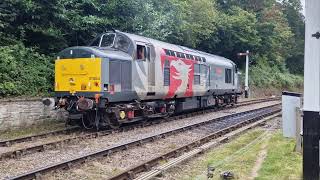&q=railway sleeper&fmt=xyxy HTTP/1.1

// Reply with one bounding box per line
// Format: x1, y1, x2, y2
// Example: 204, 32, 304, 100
6, 104, 280, 179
